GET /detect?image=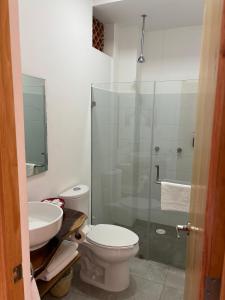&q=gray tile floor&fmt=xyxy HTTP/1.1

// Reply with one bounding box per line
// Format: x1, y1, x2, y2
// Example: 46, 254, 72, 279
44, 257, 185, 300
